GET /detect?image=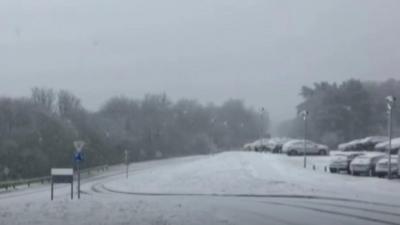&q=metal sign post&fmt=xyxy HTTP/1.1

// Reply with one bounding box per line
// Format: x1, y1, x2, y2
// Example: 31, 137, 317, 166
77, 158, 81, 199
3, 167, 10, 180
74, 141, 85, 199
125, 150, 129, 179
